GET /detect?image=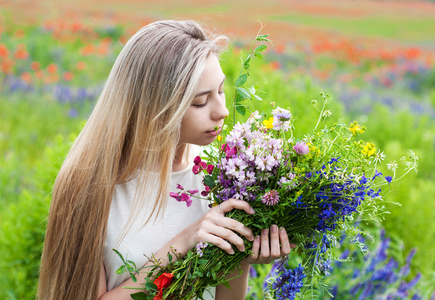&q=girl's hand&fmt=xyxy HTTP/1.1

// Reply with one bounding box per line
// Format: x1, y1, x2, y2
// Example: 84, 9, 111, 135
181, 198, 255, 255
246, 225, 296, 264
